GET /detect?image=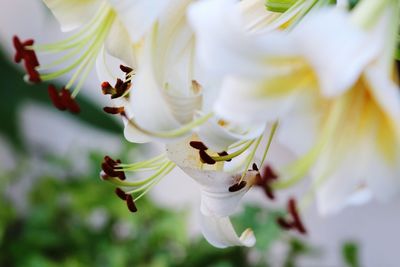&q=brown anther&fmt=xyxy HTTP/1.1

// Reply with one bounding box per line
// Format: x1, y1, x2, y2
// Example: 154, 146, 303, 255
253, 165, 279, 200
47, 85, 80, 113
126, 194, 138, 213
104, 156, 118, 166
60, 88, 80, 114
189, 141, 208, 150
218, 151, 232, 162
120, 64, 133, 74
288, 198, 307, 234
13, 35, 41, 83
115, 188, 127, 201
228, 181, 247, 192
48, 85, 66, 111
103, 106, 125, 115
101, 81, 115, 95
102, 156, 126, 180
263, 165, 278, 181
192, 80, 202, 94
199, 150, 216, 165
276, 217, 293, 230
100, 171, 110, 180
276, 198, 307, 234
252, 163, 259, 171
101, 78, 130, 99
263, 186, 275, 200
